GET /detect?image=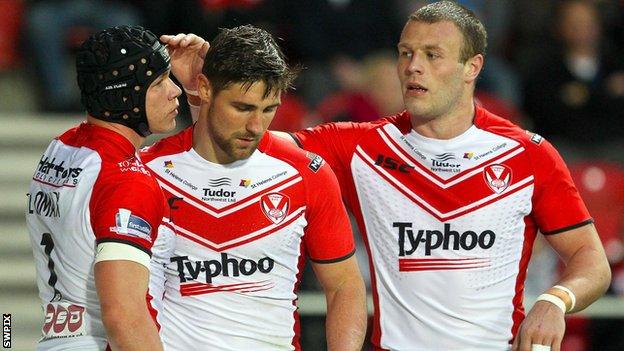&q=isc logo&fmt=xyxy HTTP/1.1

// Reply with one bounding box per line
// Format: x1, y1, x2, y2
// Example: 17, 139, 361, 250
42, 302, 86, 339
375, 155, 414, 173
